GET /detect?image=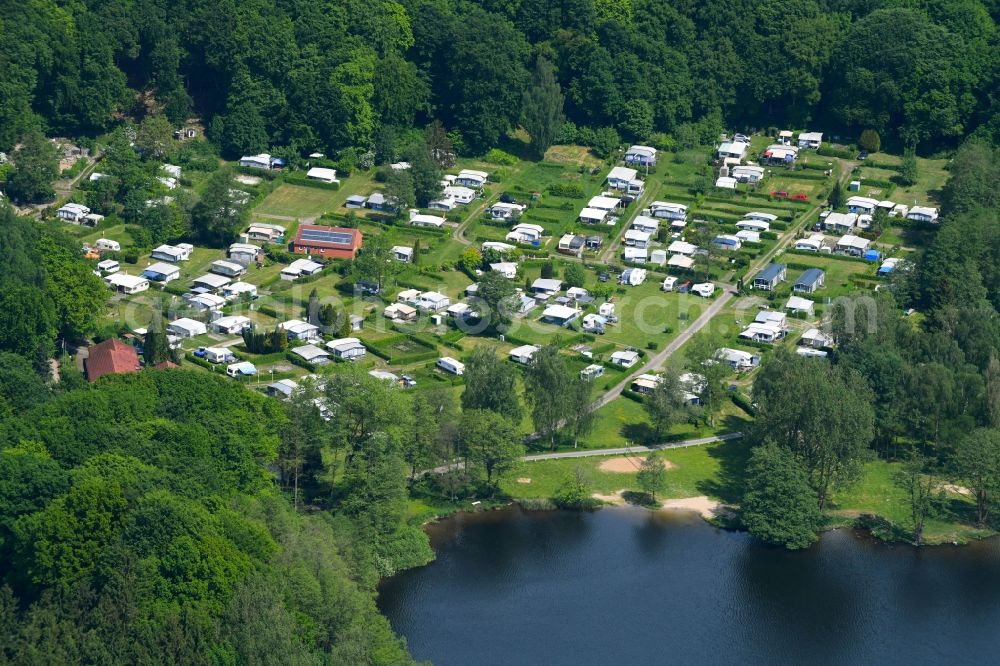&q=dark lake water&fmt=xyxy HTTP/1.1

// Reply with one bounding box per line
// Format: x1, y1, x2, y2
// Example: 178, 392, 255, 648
378, 506, 1000, 665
